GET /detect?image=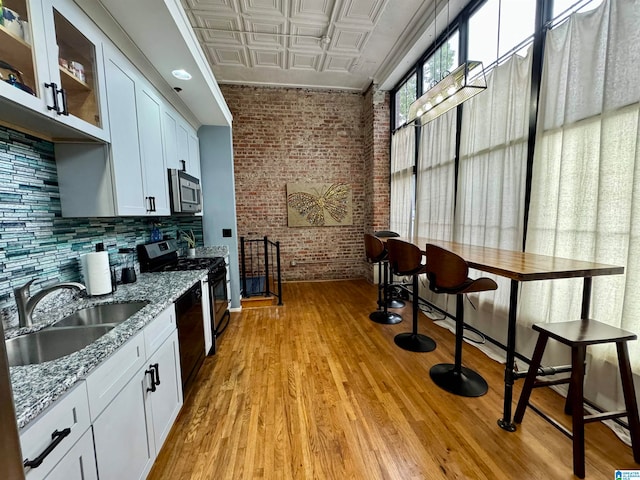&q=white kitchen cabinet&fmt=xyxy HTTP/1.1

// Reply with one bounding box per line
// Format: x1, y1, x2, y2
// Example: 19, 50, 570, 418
20, 382, 95, 480
102, 48, 146, 216
85, 331, 146, 420
188, 131, 202, 183
91, 305, 182, 480
162, 108, 180, 171
162, 107, 189, 173
0, 0, 109, 141
43, 429, 98, 480
103, 44, 169, 216
177, 121, 190, 172
92, 362, 154, 480
162, 106, 200, 179
136, 83, 170, 215
55, 45, 170, 217
146, 329, 182, 452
